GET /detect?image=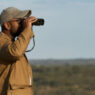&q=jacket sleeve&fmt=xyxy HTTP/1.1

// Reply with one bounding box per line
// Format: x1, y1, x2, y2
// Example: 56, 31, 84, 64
0, 27, 34, 62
